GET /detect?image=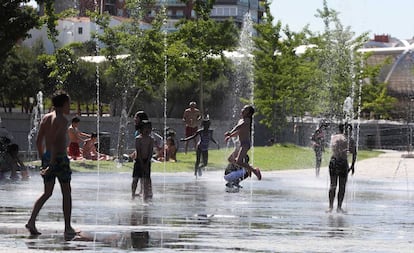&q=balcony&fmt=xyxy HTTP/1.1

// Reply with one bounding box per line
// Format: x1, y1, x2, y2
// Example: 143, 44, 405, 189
156, 0, 186, 6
